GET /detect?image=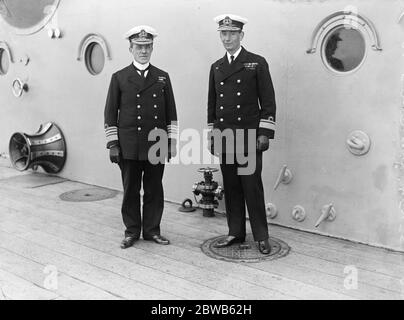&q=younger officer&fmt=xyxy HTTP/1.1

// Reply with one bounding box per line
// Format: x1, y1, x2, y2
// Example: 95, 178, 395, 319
207, 14, 276, 254
104, 25, 178, 249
